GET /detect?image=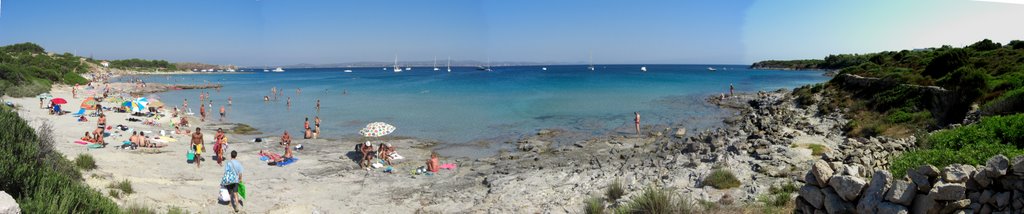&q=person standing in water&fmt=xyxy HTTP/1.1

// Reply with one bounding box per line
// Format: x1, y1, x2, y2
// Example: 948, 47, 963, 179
634, 112, 641, 136
286, 97, 291, 108
314, 116, 321, 139
200, 104, 206, 122
228, 97, 232, 106
729, 83, 735, 97
219, 105, 226, 122
316, 99, 320, 112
